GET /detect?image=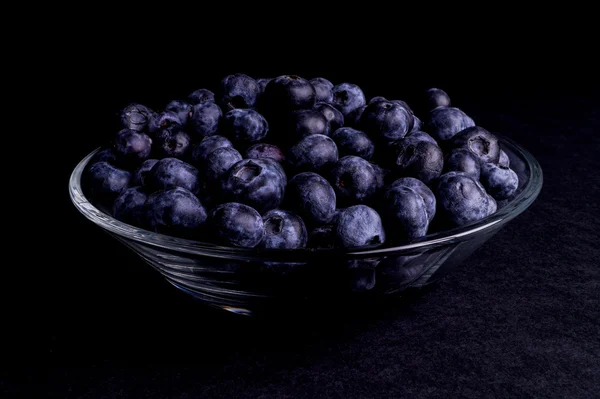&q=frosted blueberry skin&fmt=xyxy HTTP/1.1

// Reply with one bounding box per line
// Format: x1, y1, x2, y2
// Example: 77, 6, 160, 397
187, 88, 215, 105
435, 171, 491, 227
480, 162, 519, 200
287, 134, 339, 174
189, 101, 223, 140
359, 100, 414, 144
334, 205, 386, 249
165, 99, 192, 126
389, 136, 444, 185
256, 78, 272, 94
220, 158, 287, 214
245, 143, 285, 163
222, 108, 269, 145
426, 106, 475, 141
444, 148, 481, 180
84, 161, 131, 205
382, 185, 429, 241
113, 128, 153, 167
132, 159, 159, 187
119, 103, 153, 132
259, 209, 308, 249
331, 82, 366, 117
208, 202, 265, 248
387, 177, 436, 223
143, 187, 207, 239
153, 125, 192, 160
405, 130, 438, 145
498, 149, 510, 168
261, 75, 317, 116
327, 155, 379, 206
424, 88, 451, 112
449, 126, 501, 164
147, 157, 200, 194
314, 102, 345, 132
203, 147, 243, 184
190, 136, 233, 167
344, 104, 367, 128
310, 77, 334, 103
216, 73, 261, 111
284, 172, 337, 227
112, 186, 148, 226
285, 109, 331, 142
331, 127, 375, 160
148, 110, 184, 136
